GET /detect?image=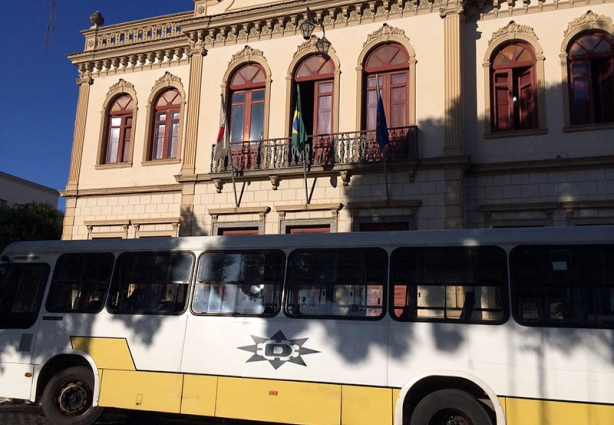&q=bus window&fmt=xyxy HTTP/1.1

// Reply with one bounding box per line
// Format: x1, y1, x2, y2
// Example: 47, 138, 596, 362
285, 248, 386, 319
193, 250, 284, 316
390, 246, 507, 323
46, 253, 114, 313
510, 244, 614, 328
0, 263, 50, 329
107, 252, 193, 315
